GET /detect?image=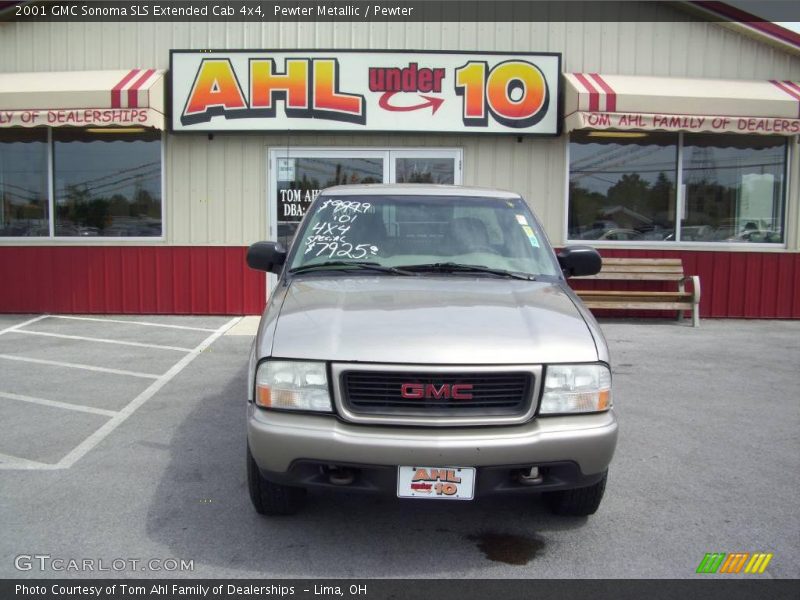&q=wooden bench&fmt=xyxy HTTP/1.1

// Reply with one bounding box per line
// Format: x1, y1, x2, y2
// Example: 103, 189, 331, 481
573, 258, 701, 327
